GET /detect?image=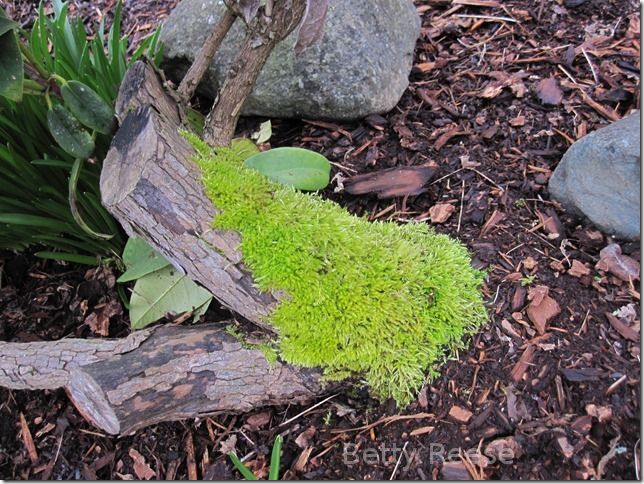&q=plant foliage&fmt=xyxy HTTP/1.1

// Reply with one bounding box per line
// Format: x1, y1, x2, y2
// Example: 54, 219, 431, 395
187, 132, 488, 406
0, 1, 163, 261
